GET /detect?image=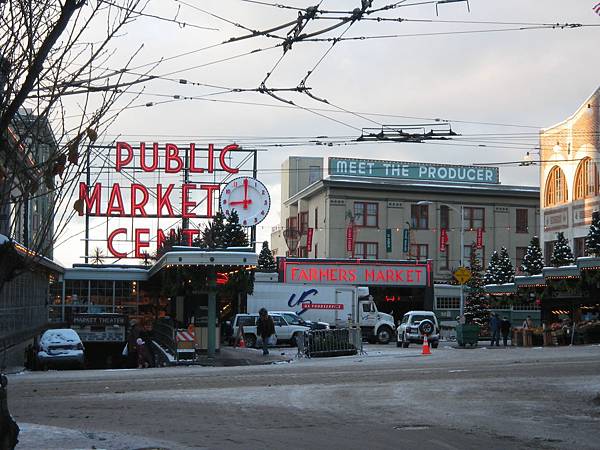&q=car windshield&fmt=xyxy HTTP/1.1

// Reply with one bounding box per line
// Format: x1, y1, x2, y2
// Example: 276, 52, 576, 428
282, 313, 304, 325
410, 315, 433, 324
